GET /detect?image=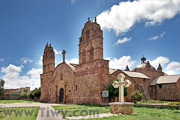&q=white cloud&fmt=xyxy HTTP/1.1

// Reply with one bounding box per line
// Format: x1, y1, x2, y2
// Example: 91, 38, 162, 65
27, 68, 42, 78
54, 49, 61, 55
20, 57, 33, 64
148, 36, 159, 40
165, 70, 177, 75
165, 61, 180, 74
160, 32, 166, 38
71, 0, 77, 4
166, 61, 180, 71
97, 0, 180, 35
114, 37, 132, 45
149, 56, 180, 75
37, 56, 43, 66
67, 58, 79, 64
0, 58, 4, 62
1, 64, 41, 90
108, 56, 136, 69
150, 56, 170, 68
148, 32, 166, 40
1, 64, 23, 73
